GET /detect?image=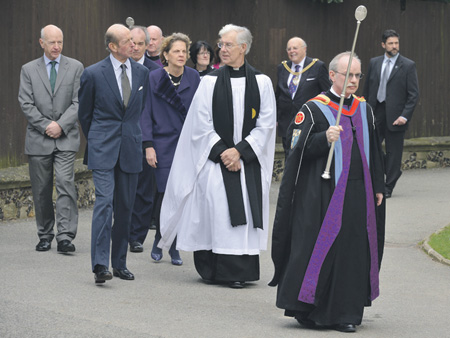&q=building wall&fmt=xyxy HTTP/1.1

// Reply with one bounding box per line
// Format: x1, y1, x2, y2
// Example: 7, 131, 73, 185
1, 0, 448, 168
